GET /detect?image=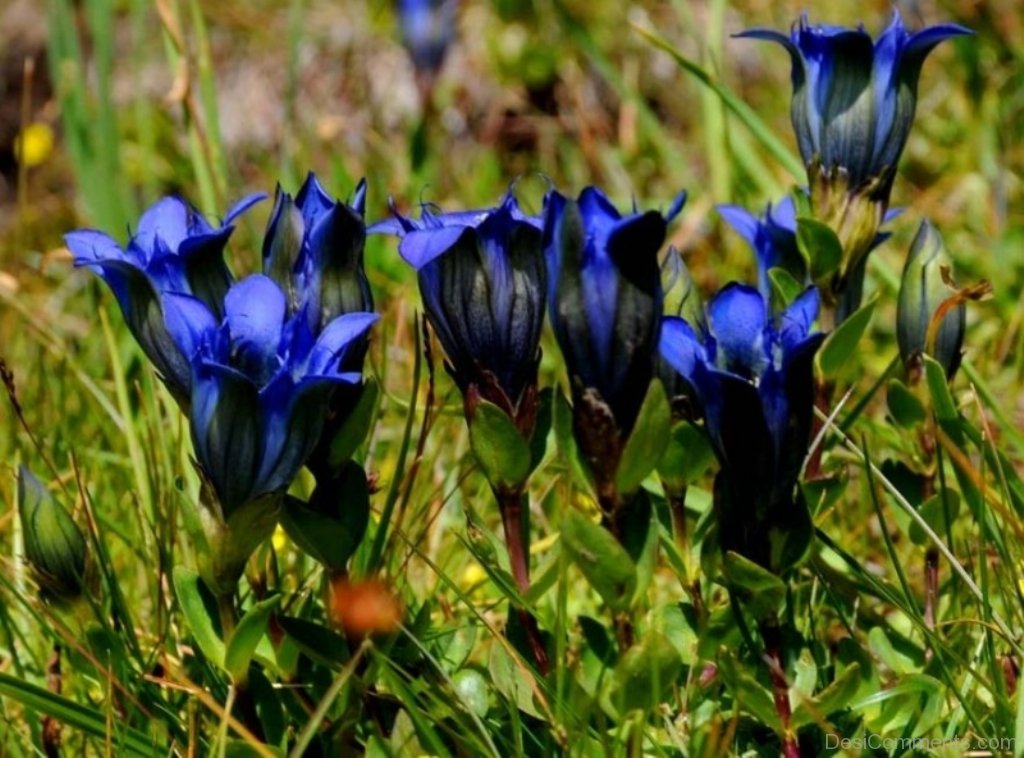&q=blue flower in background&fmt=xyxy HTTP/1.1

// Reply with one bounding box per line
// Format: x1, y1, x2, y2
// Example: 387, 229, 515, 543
718, 197, 806, 300
660, 284, 824, 571
372, 191, 545, 416
66, 194, 264, 400
739, 11, 970, 198
397, 0, 458, 77
719, 195, 900, 319
545, 186, 685, 435
263, 173, 373, 337
162, 275, 378, 517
